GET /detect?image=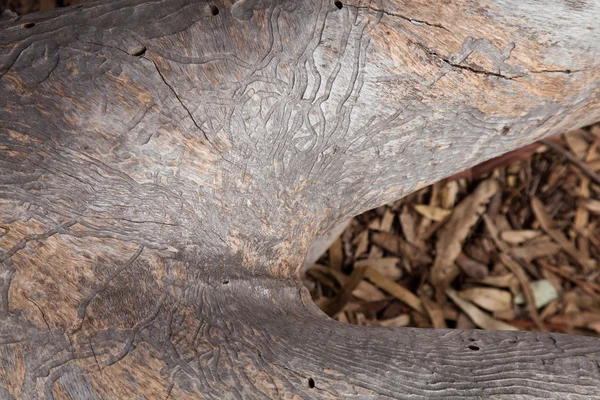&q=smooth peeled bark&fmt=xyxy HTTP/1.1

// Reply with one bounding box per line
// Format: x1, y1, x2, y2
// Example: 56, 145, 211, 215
1, 0, 600, 398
